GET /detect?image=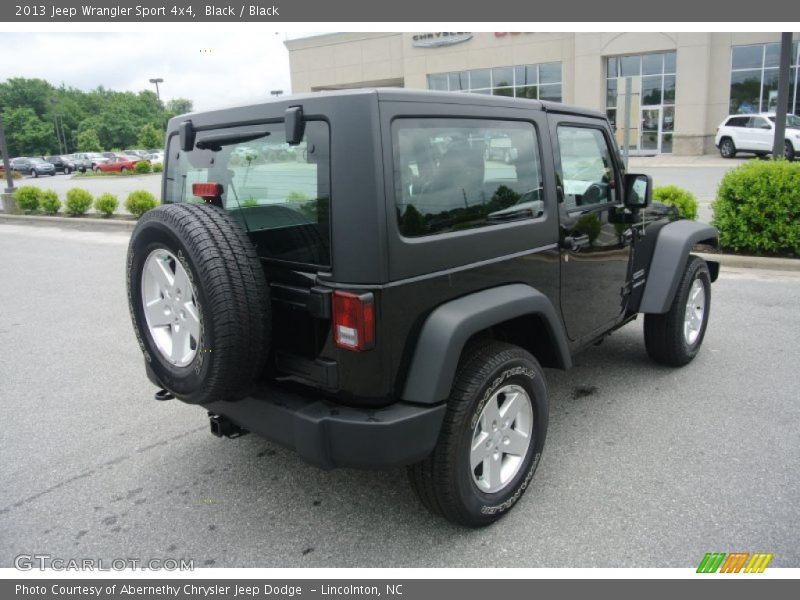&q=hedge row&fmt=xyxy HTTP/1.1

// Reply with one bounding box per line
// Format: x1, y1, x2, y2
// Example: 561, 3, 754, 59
12, 186, 158, 218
